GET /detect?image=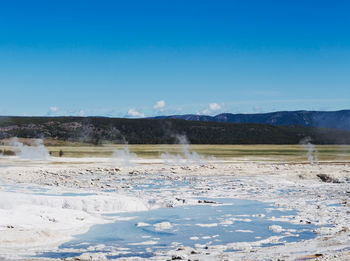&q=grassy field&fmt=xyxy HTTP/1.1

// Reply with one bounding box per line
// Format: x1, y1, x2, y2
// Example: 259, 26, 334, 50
1, 143, 350, 162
